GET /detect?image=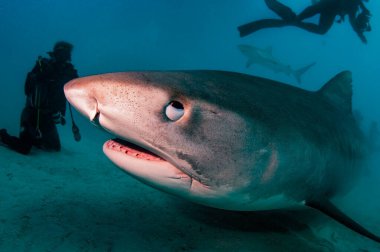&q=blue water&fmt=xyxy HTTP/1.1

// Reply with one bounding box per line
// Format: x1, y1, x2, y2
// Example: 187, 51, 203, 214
1, 1, 379, 251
